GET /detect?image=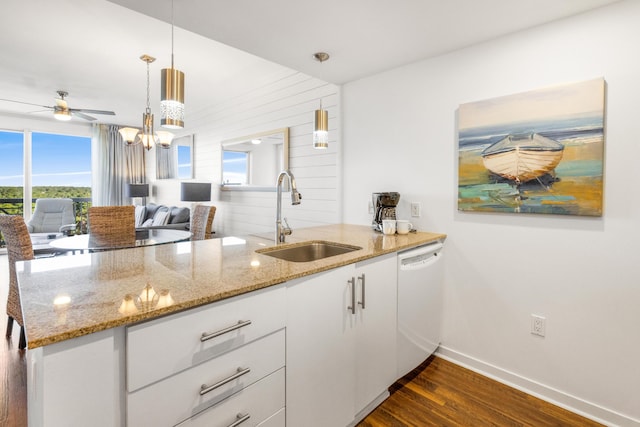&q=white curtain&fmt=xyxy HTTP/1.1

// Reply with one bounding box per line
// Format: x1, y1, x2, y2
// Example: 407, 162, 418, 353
92, 124, 146, 206
156, 142, 178, 179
